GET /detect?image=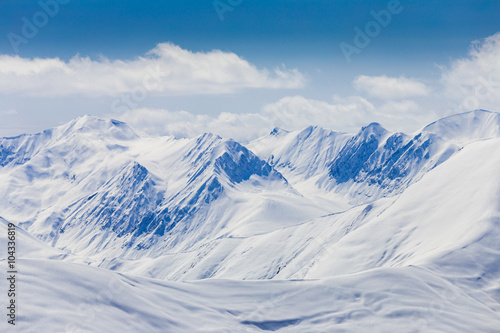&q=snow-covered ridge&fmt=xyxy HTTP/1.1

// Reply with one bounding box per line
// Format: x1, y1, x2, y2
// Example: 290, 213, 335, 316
422, 109, 500, 145
1, 110, 498, 262
248, 125, 352, 179
249, 110, 499, 203
0, 115, 312, 259
1, 110, 499, 332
